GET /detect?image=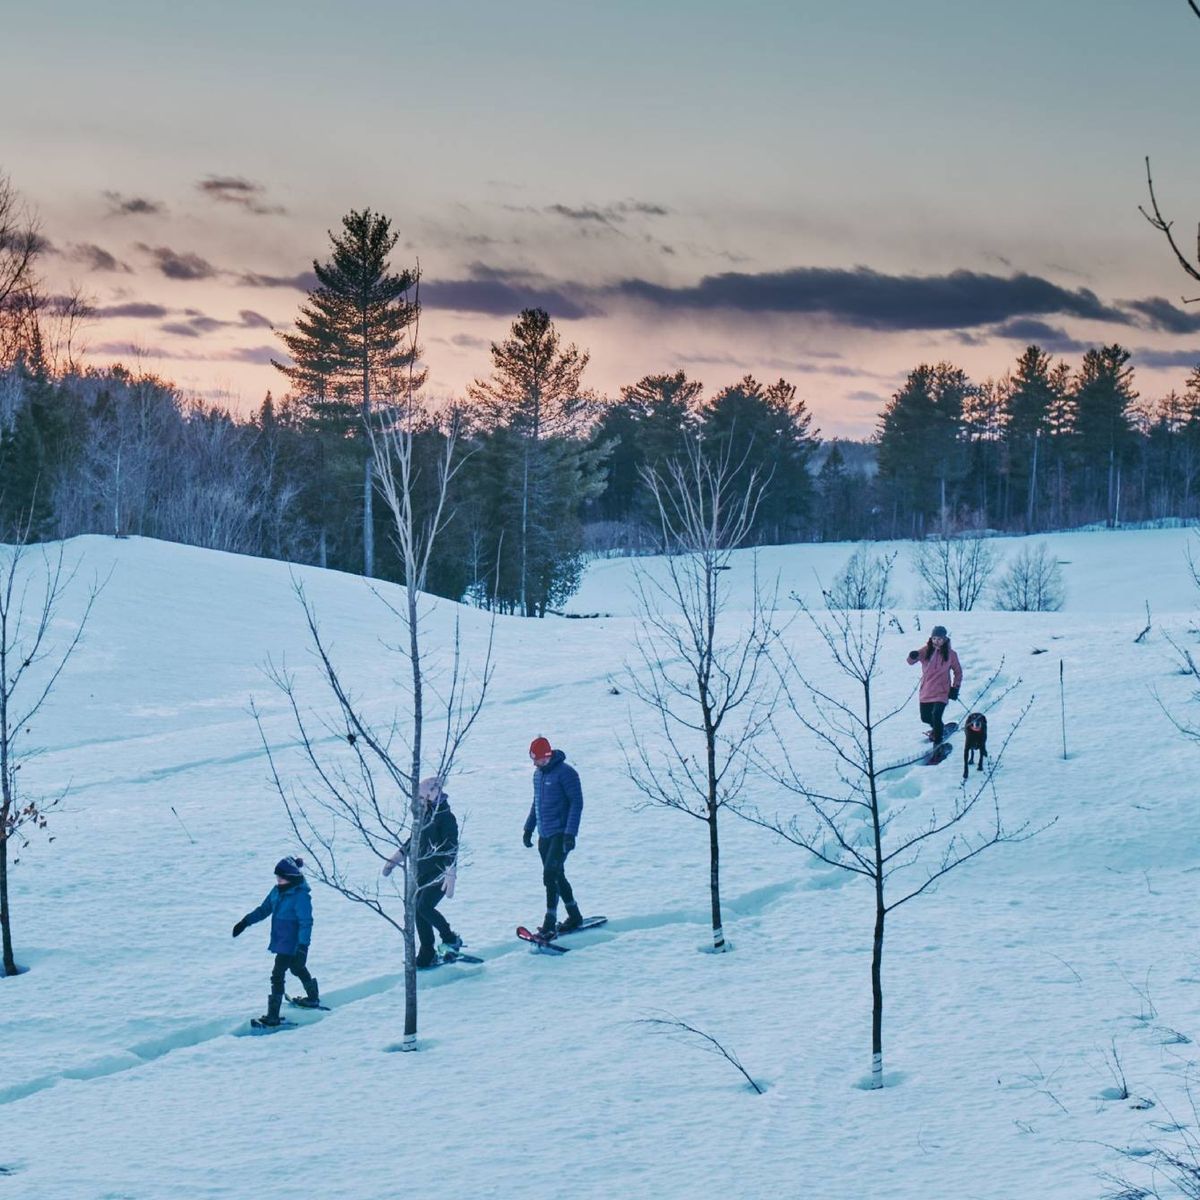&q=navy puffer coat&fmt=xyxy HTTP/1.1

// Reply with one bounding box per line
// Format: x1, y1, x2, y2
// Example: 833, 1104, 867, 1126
524, 749, 583, 838
241, 878, 313, 955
